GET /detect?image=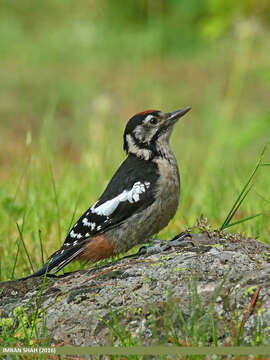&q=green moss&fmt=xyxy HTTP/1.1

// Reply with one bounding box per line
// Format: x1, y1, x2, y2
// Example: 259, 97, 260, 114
151, 262, 164, 267
0, 317, 14, 327
243, 286, 258, 298
173, 267, 187, 272
160, 255, 173, 261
